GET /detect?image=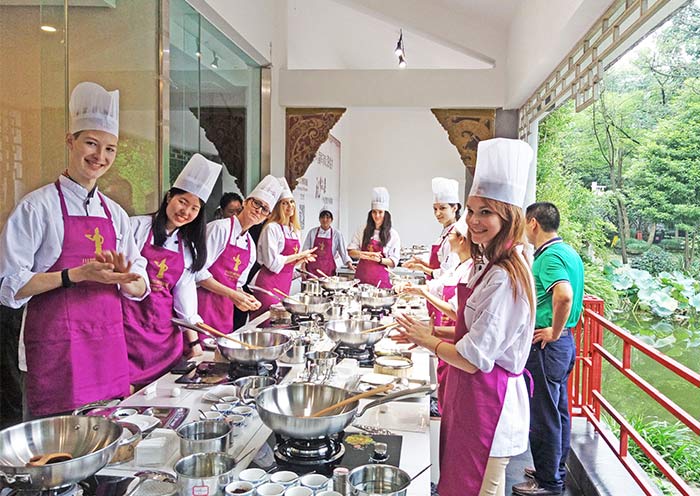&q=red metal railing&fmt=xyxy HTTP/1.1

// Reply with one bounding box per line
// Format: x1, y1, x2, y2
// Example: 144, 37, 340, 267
568, 296, 700, 496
